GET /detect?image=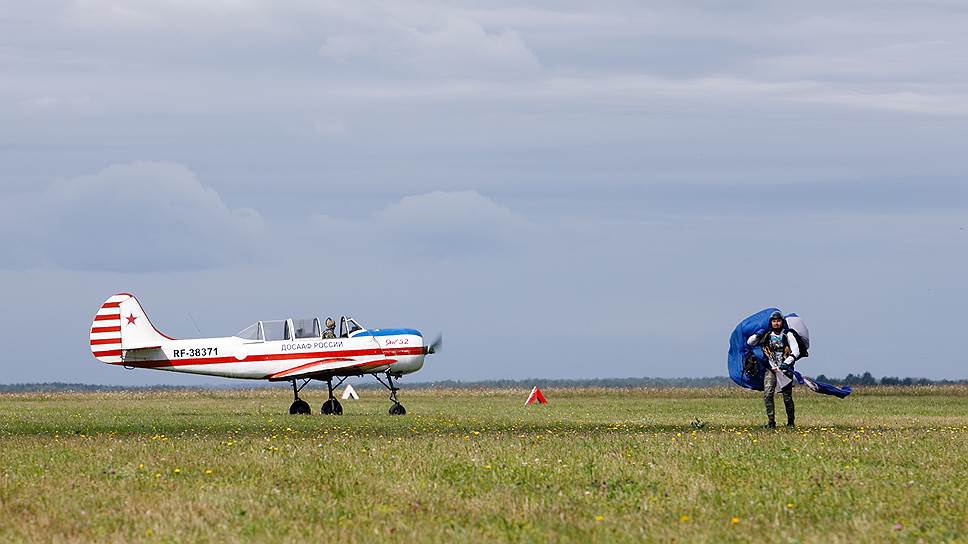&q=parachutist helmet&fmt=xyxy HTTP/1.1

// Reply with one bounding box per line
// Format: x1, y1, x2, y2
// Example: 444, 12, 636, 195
769, 311, 785, 329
